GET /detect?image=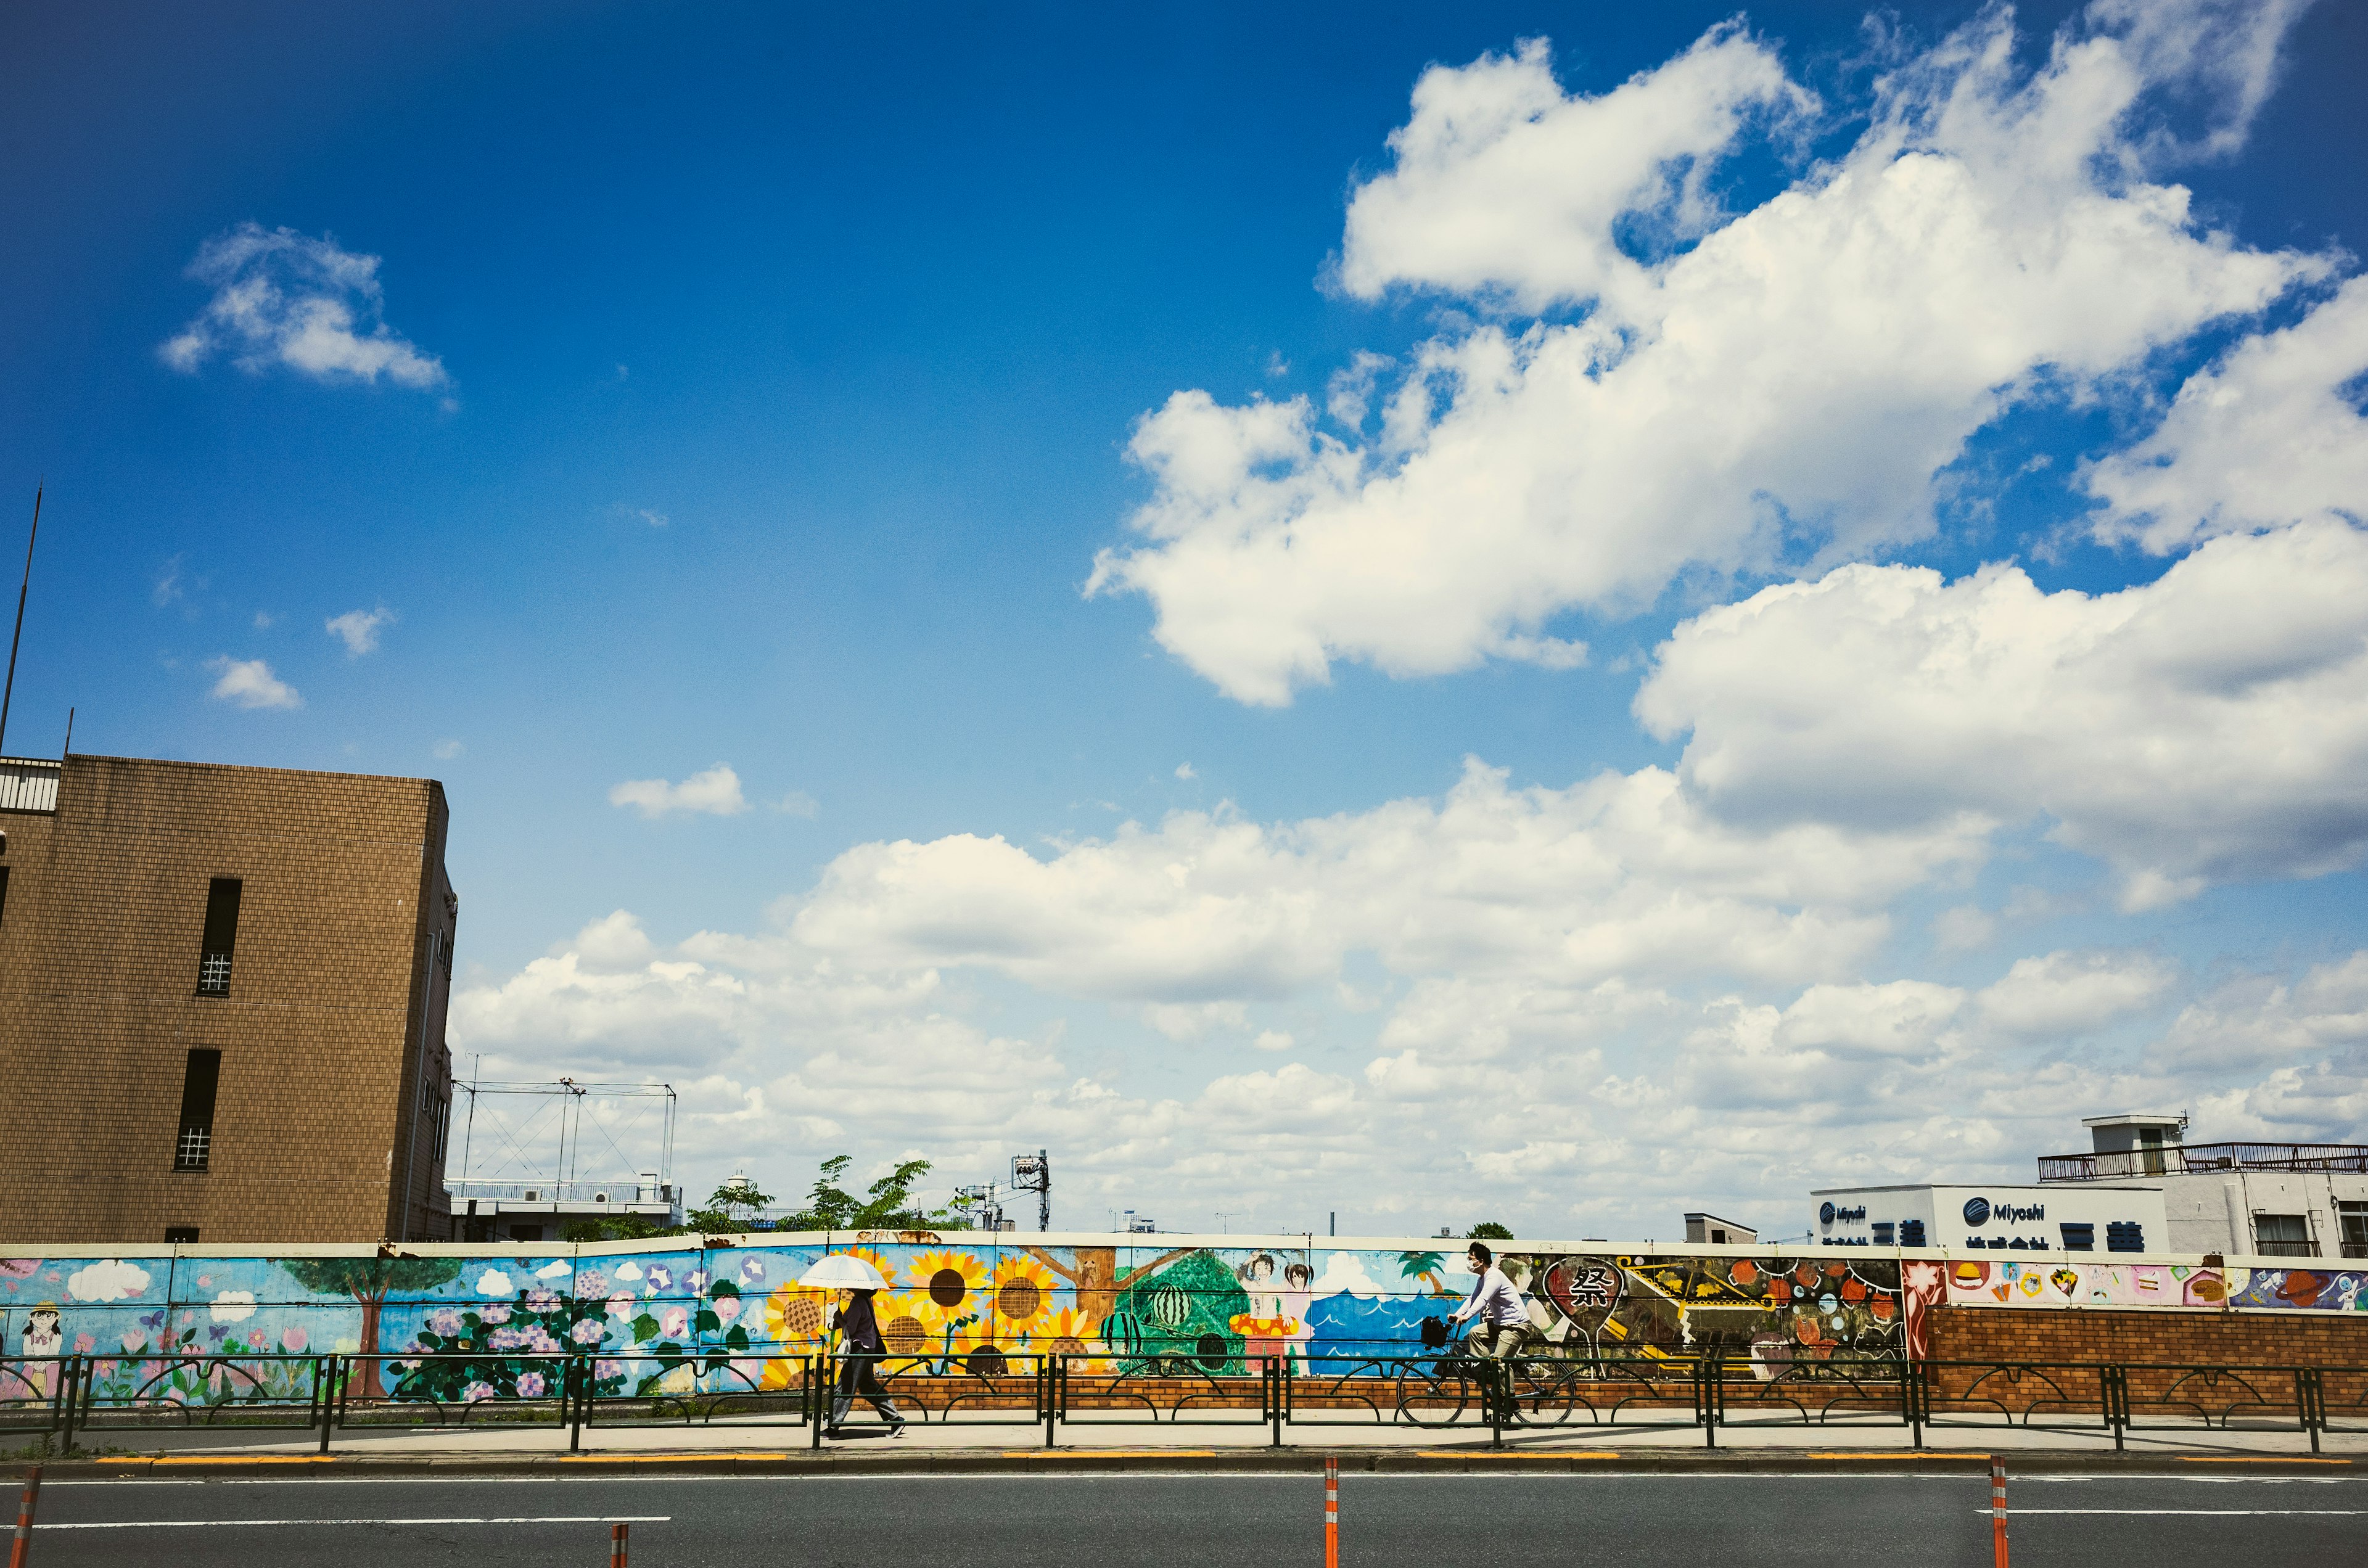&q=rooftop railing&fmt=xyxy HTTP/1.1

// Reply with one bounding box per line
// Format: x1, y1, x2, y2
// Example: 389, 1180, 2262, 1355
2038, 1141, 2368, 1181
